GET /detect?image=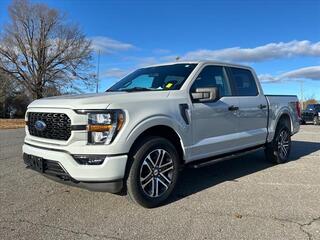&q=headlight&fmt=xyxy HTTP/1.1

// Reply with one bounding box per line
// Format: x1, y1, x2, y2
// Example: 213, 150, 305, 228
86, 110, 125, 144
318, 112, 320, 117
